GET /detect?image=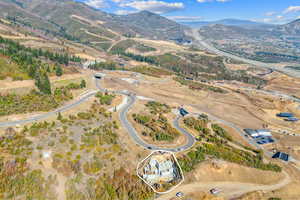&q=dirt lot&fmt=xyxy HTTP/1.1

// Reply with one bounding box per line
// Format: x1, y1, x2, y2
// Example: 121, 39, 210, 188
188, 160, 285, 185
156, 160, 288, 200
265, 73, 300, 98
102, 71, 265, 130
